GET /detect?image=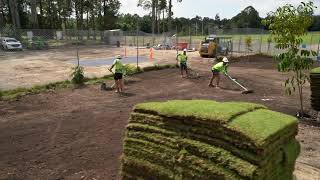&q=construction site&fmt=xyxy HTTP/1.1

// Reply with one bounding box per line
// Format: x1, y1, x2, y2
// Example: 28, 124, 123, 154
1, 1, 320, 180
